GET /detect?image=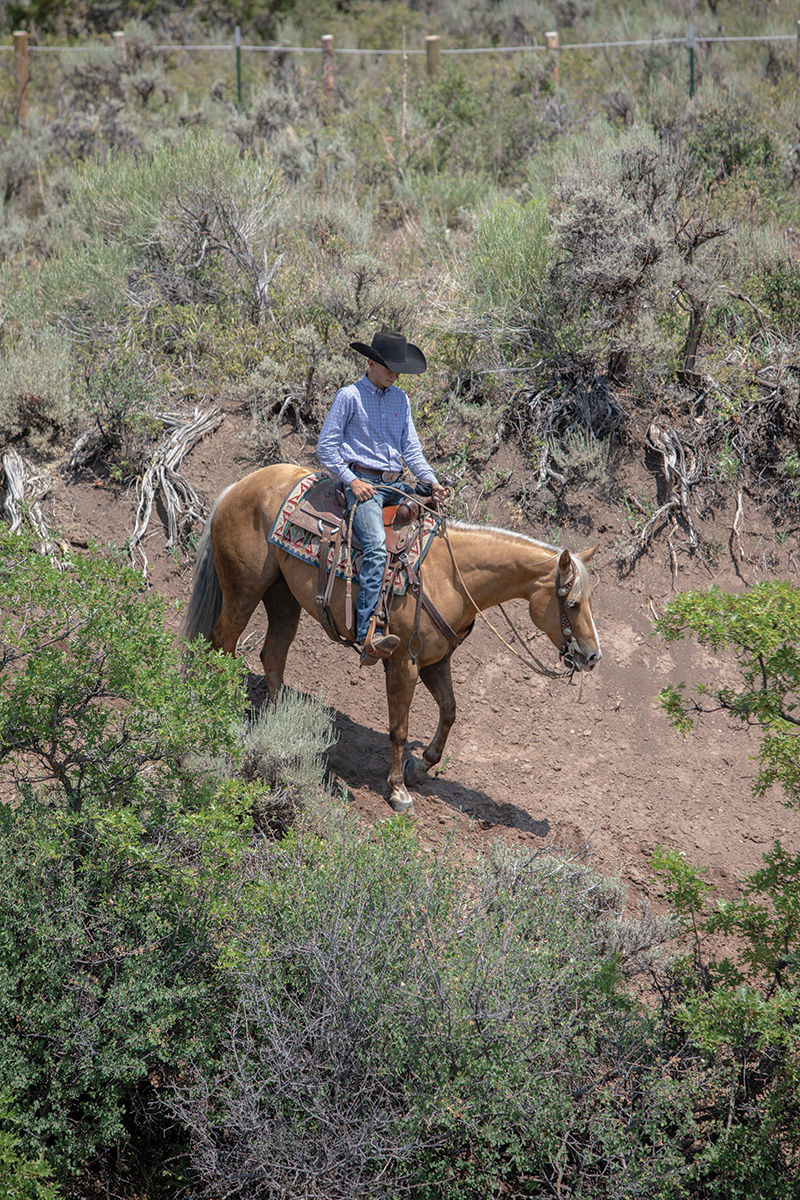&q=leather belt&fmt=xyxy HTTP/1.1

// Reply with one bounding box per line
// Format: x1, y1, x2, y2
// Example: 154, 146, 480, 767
350, 463, 402, 483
